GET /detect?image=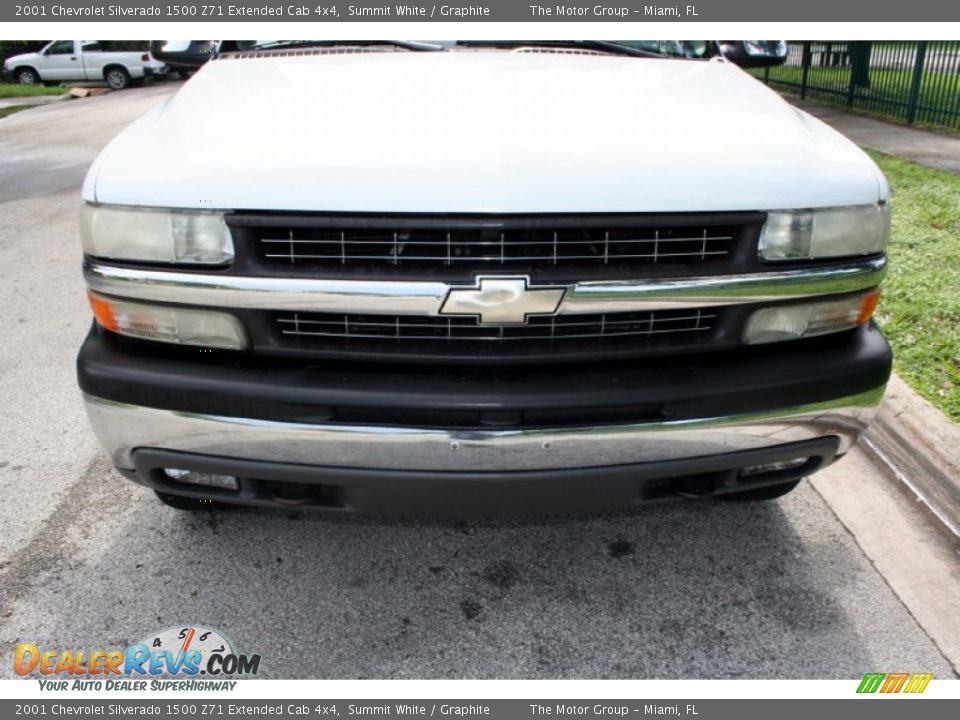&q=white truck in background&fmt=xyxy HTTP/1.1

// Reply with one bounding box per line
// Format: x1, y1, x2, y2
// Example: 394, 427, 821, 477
2, 40, 163, 90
